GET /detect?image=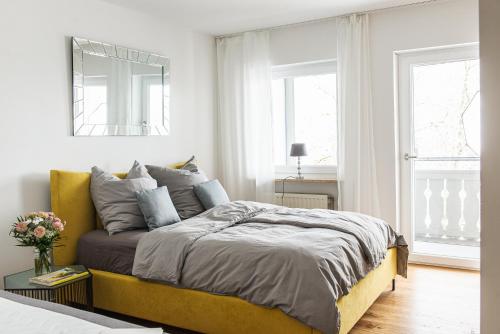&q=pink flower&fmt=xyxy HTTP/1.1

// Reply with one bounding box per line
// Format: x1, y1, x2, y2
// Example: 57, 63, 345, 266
52, 220, 64, 232
37, 212, 50, 219
34, 226, 46, 238
15, 222, 29, 233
